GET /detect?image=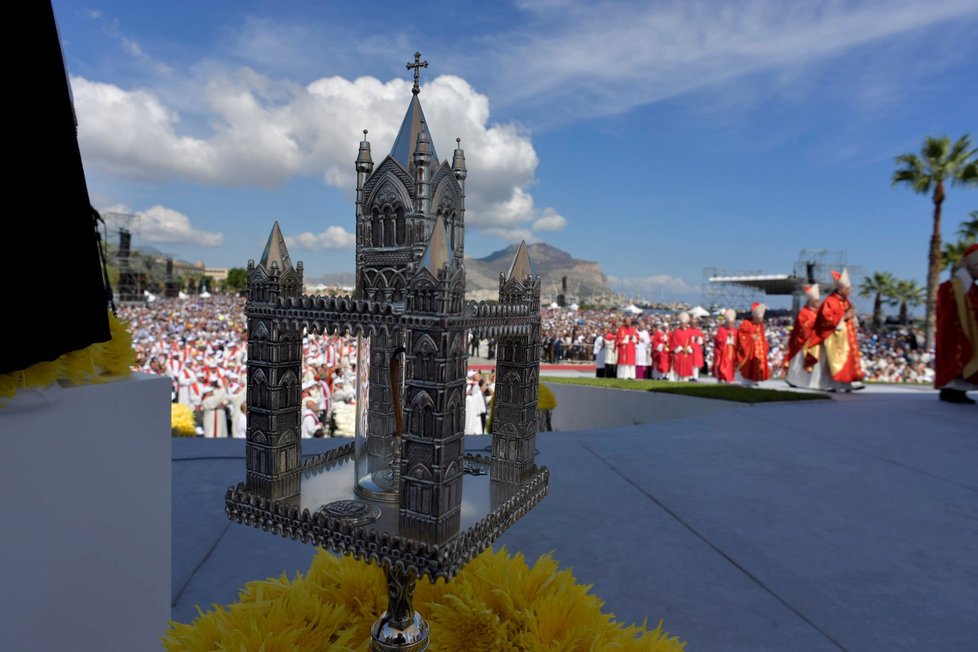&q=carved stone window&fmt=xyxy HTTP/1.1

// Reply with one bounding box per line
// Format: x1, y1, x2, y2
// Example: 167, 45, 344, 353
396, 207, 406, 246
371, 207, 382, 247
